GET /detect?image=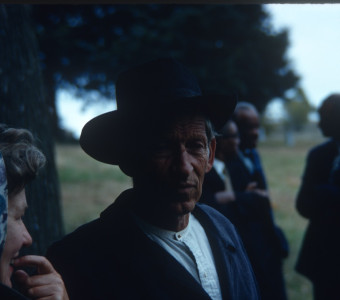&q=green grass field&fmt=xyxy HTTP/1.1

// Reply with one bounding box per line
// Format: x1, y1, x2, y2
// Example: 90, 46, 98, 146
56, 137, 325, 300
